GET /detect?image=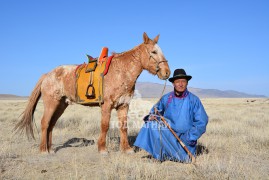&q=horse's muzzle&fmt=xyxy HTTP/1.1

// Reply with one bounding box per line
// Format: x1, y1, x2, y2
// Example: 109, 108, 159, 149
157, 69, 171, 80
